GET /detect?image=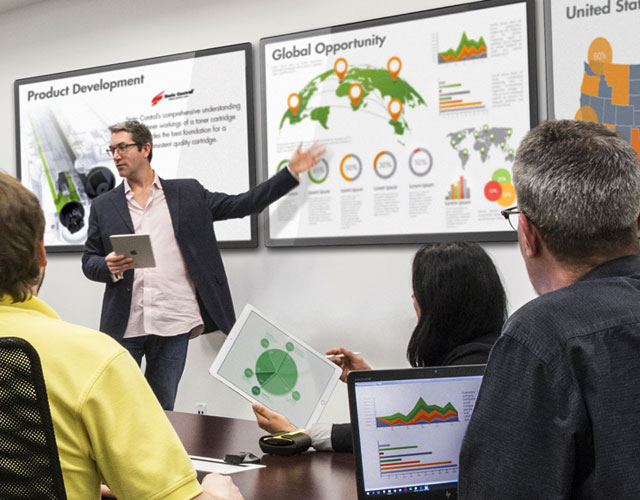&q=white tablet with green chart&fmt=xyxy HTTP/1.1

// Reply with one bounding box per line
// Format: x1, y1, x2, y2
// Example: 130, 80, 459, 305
209, 304, 341, 429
